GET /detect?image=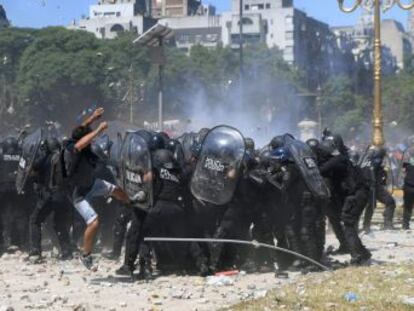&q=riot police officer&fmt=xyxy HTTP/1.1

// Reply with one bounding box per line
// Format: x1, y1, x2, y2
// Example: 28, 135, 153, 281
27, 137, 73, 262
362, 148, 396, 231
402, 153, 414, 229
